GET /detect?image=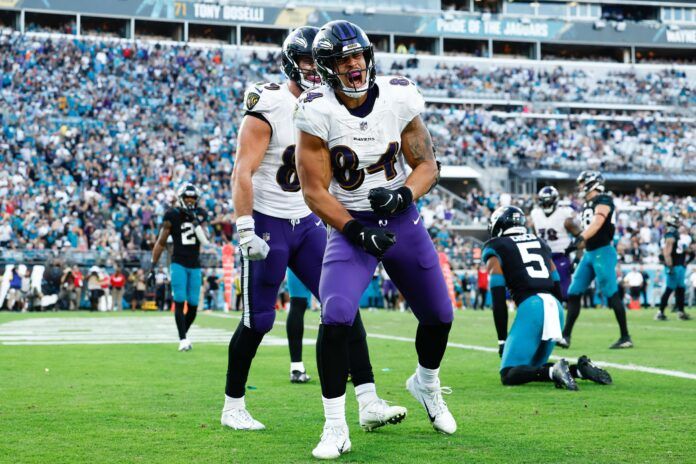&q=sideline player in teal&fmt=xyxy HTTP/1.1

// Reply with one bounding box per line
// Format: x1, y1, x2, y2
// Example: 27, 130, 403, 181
150, 183, 210, 351
657, 216, 693, 321
285, 268, 313, 382
560, 171, 632, 349
483, 206, 612, 390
